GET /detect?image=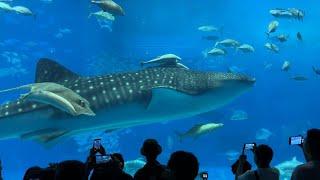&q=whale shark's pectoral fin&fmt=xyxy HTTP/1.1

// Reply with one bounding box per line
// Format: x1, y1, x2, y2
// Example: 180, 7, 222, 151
21, 128, 70, 145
